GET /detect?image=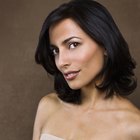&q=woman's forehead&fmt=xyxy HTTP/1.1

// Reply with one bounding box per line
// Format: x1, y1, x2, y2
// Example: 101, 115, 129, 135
49, 18, 85, 44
